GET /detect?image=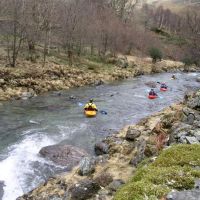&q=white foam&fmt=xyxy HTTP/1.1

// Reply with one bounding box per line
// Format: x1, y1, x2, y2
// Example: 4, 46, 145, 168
0, 133, 56, 200
133, 95, 146, 99
57, 123, 87, 138
188, 73, 198, 76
